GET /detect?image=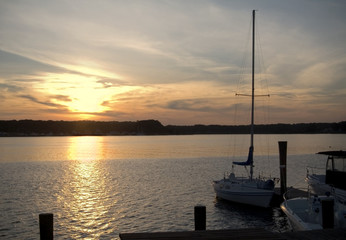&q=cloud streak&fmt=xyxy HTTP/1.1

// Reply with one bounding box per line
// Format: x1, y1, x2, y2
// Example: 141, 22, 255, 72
19, 94, 65, 108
